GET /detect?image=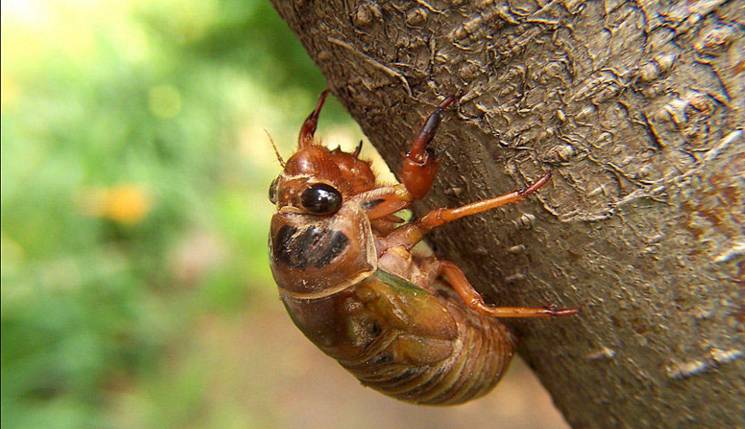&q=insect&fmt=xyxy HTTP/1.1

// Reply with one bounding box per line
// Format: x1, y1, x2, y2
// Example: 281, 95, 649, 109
268, 90, 576, 405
